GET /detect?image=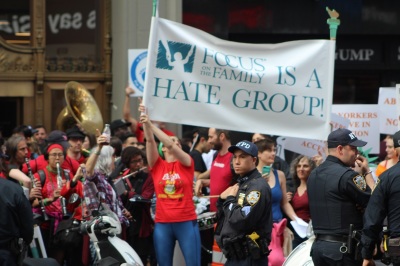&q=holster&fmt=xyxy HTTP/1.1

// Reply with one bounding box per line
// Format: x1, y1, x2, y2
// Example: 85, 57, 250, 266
223, 236, 248, 260
223, 235, 270, 261
387, 237, 400, 262
346, 224, 361, 260
9, 238, 26, 266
